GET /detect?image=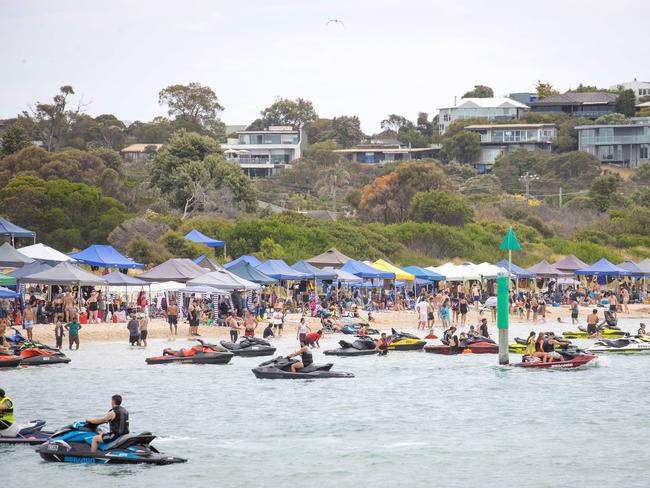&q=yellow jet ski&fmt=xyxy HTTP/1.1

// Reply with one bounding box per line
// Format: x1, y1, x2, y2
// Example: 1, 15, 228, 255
387, 329, 426, 351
